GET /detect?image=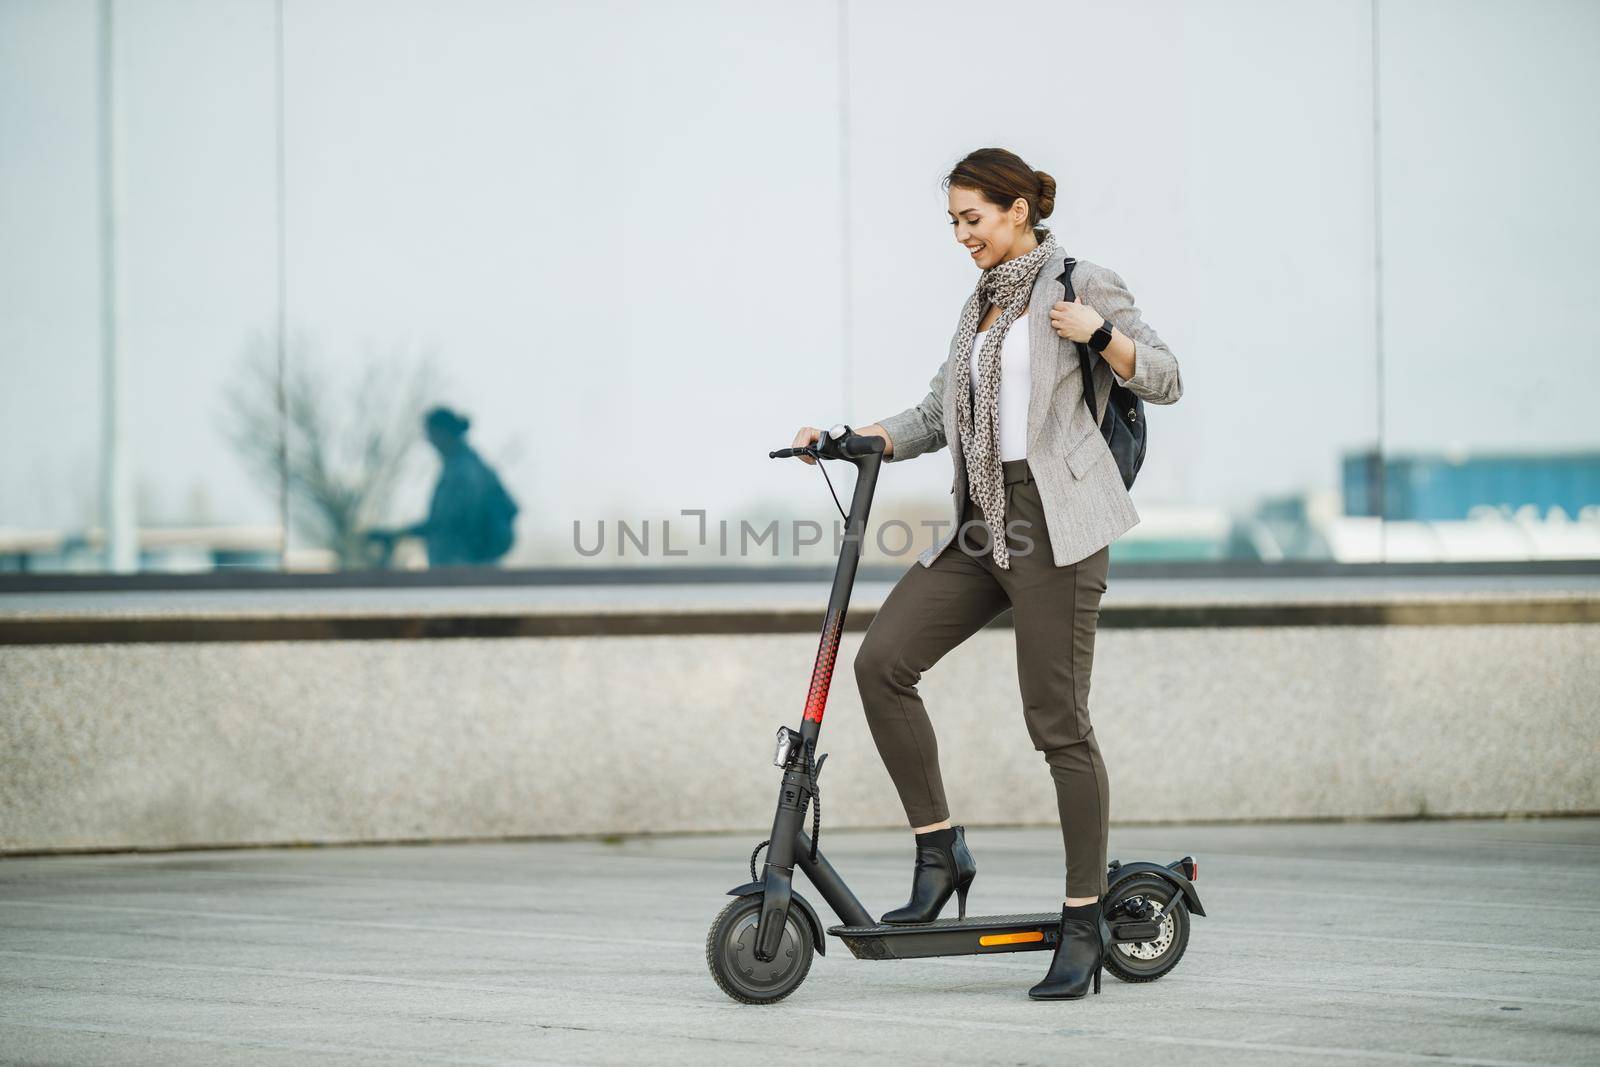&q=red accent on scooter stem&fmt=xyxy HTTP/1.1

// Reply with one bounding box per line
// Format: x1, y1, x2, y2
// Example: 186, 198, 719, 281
802, 609, 845, 723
